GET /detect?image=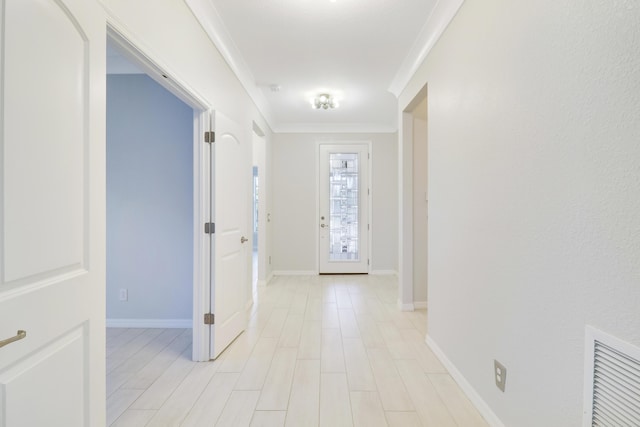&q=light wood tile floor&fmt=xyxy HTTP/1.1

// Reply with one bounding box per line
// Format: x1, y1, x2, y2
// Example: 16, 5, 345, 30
107, 274, 488, 426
